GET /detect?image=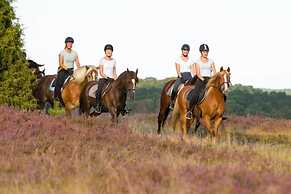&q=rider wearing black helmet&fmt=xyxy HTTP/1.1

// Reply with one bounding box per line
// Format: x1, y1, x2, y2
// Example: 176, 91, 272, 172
54, 37, 81, 100
169, 44, 195, 109
186, 43, 217, 119
94, 44, 117, 113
